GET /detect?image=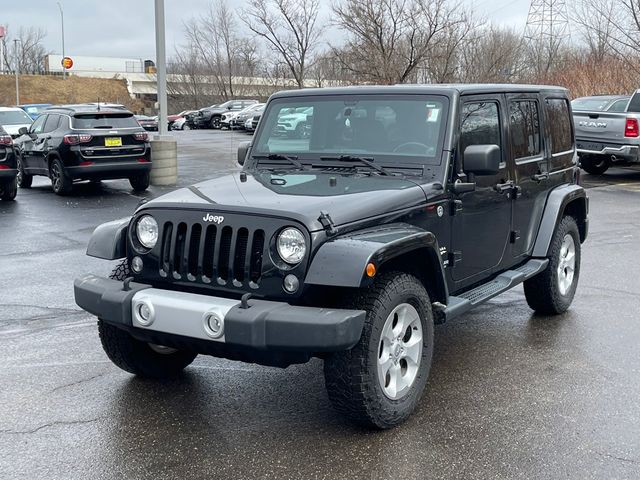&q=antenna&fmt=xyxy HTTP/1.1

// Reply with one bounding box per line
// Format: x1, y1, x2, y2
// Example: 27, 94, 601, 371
523, 0, 570, 76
